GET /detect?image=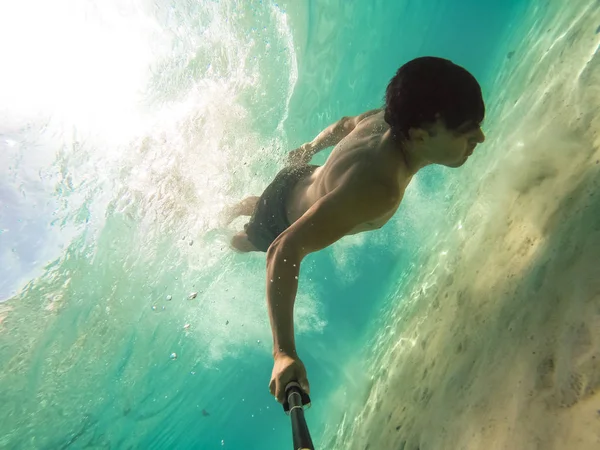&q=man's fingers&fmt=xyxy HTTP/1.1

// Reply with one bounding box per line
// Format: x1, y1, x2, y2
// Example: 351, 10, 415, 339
270, 378, 284, 403
269, 379, 276, 397
277, 378, 288, 404
276, 377, 293, 404
300, 378, 310, 395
